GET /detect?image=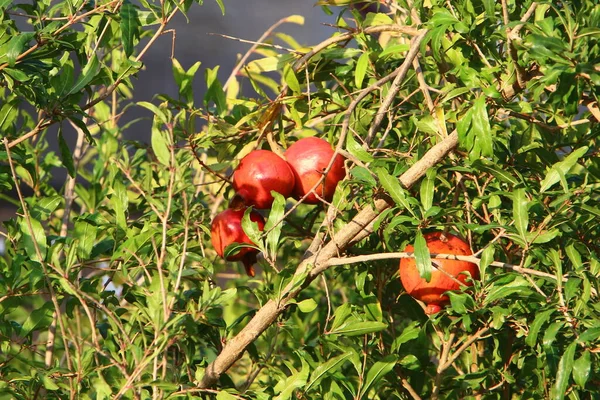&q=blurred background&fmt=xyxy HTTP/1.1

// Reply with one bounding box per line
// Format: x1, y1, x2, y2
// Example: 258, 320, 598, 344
0, 1, 337, 222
